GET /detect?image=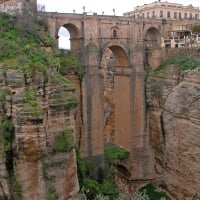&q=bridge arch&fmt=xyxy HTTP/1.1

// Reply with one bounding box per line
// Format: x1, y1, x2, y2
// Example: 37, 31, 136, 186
108, 45, 129, 67
144, 27, 161, 49
59, 23, 81, 58
101, 42, 129, 67
101, 43, 131, 150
